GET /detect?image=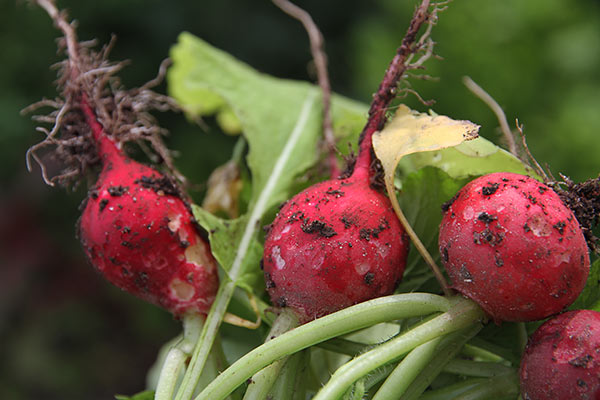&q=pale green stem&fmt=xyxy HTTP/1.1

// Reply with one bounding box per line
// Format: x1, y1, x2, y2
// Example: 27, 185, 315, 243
443, 359, 515, 377
464, 338, 519, 364
399, 324, 483, 400
313, 298, 484, 400
195, 293, 453, 400
155, 315, 204, 400
419, 378, 488, 400
268, 350, 307, 400
343, 379, 366, 400
362, 364, 397, 391
155, 348, 187, 400
452, 371, 519, 400
317, 337, 368, 357
242, 311, 299, 400
372, 336, 444, 400
291, 349, 310, 400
